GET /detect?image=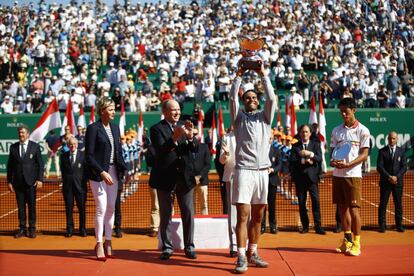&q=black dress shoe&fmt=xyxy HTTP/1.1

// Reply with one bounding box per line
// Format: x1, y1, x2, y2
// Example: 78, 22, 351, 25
28, 229, 37, 238
148, 230, 158, 237
379, 225, 386, 233
333, 227, 342, 233
315, 227, 326, 235
65, 231, 73, 238
270, 227, 278, 234
14, 229, 25, 238
261, 225, 266, 234
300, 228, 309, 234
79, 229, 87, 237
159, 251, 173, 260
229, 250, 238, 257
396, 227, 405, 233
184, 250, 197, 259
114, 228, 123, 238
